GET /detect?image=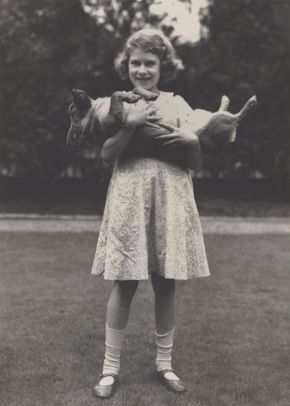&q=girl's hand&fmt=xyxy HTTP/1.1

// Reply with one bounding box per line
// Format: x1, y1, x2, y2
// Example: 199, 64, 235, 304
156, 120, 202, 170
124, 101, 161, 128
155, 120, 199, 148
